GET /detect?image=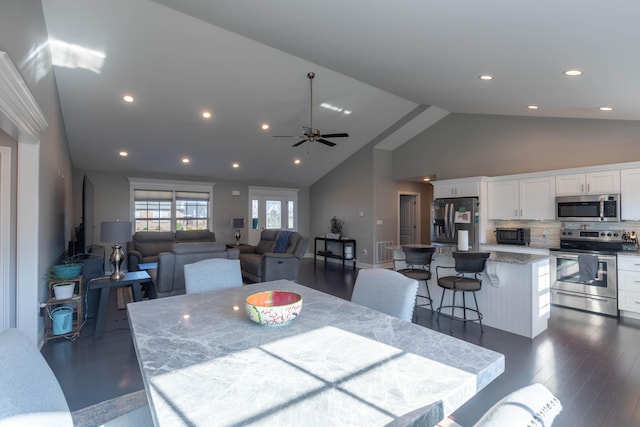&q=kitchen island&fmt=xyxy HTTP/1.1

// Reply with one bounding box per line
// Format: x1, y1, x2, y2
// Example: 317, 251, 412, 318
394, 245, 551, 338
